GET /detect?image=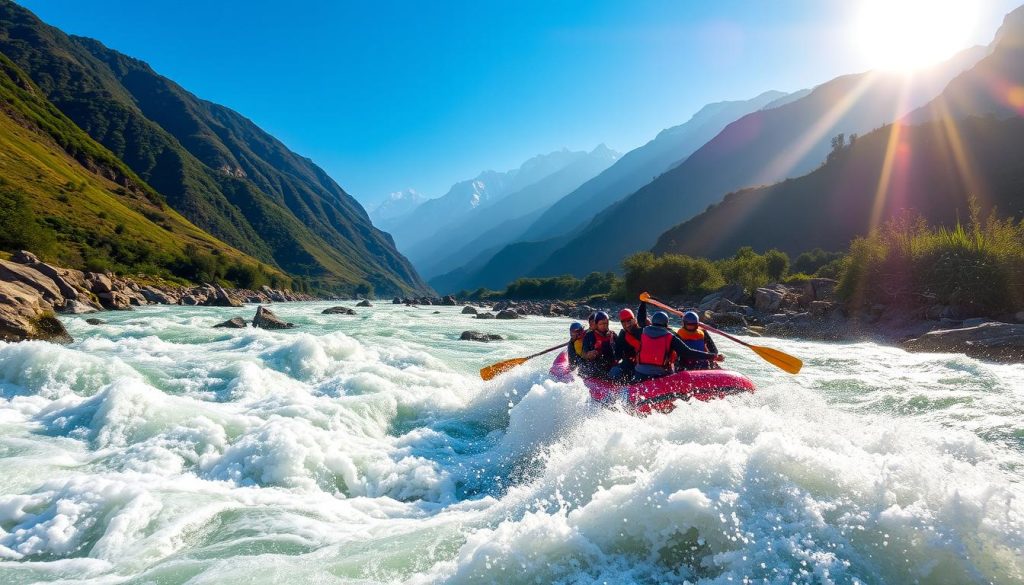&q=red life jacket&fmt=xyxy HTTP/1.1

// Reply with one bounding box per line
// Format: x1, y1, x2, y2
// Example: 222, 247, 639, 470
623, 327, 642, 362
637, 328, 673, 367
676, 327, 707, 352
